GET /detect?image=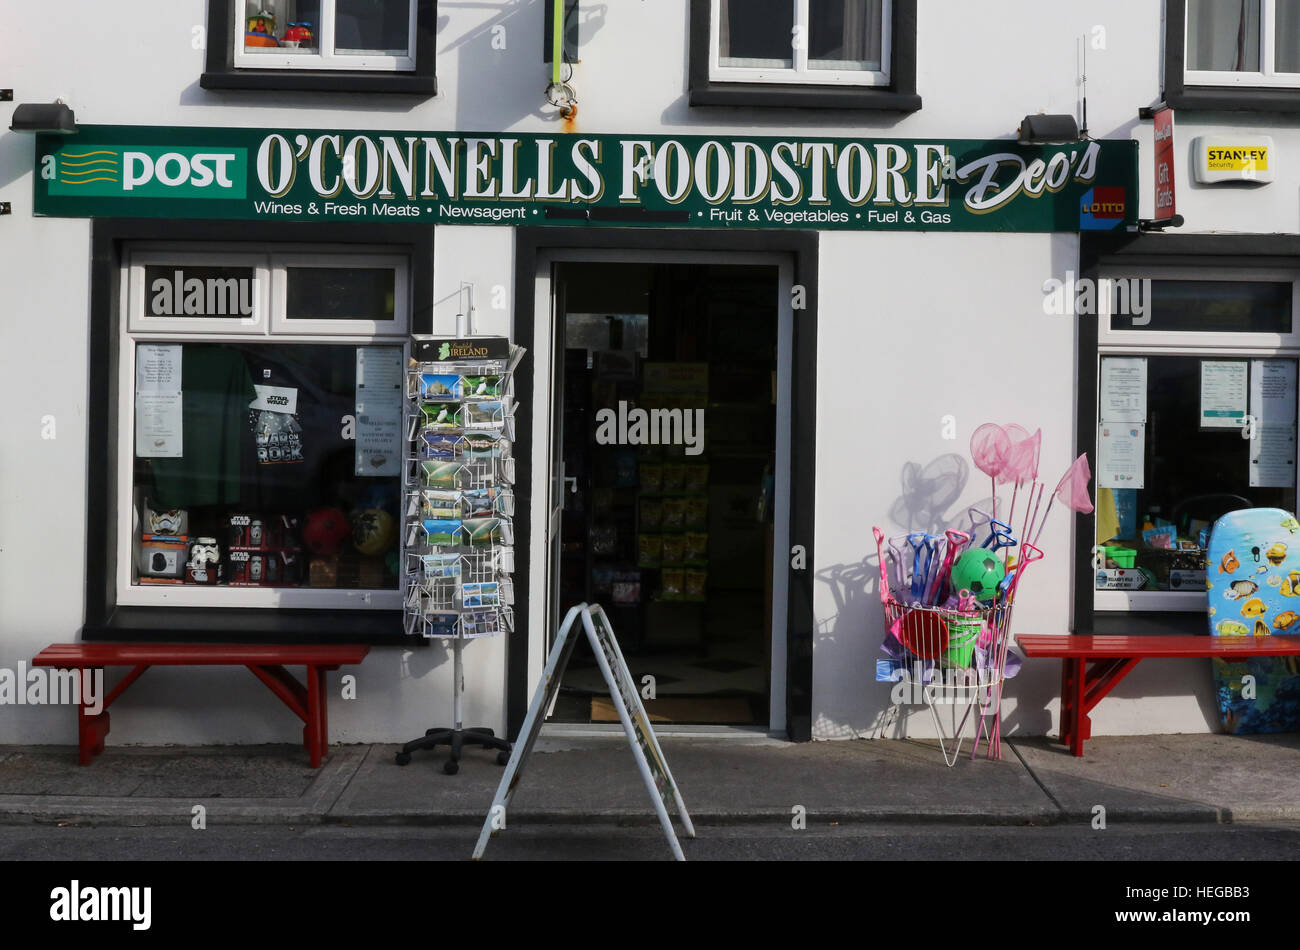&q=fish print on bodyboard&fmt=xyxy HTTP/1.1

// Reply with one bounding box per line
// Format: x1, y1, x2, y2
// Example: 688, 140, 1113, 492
1206, 507, 1300, 734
